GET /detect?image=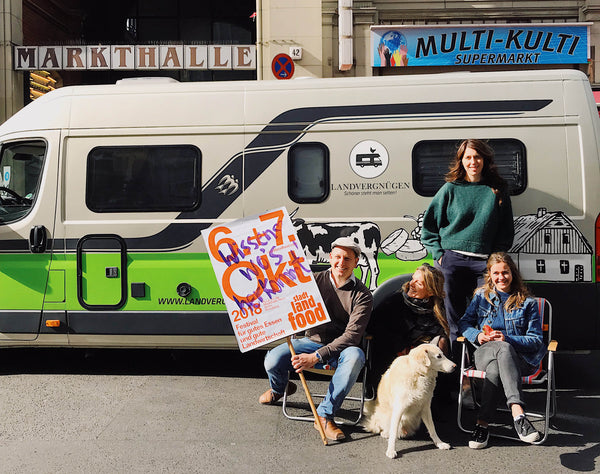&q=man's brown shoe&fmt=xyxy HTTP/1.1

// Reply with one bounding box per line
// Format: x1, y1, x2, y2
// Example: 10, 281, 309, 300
259, 382, 297, 405
314, 415, 346, 441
